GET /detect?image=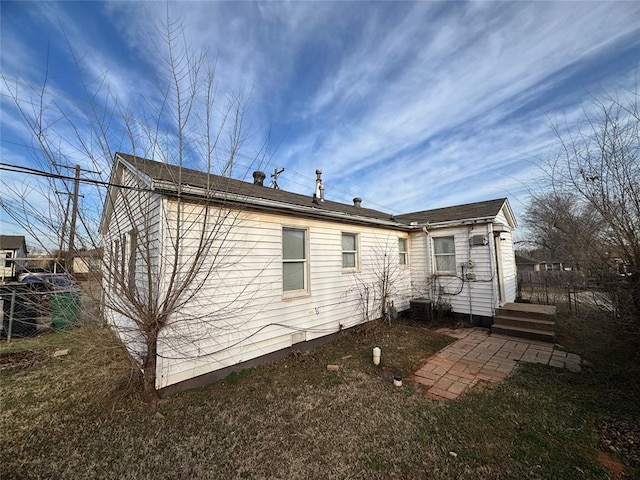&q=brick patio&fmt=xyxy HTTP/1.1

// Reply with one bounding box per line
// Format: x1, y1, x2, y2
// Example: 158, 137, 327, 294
411, 328, 581, 400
